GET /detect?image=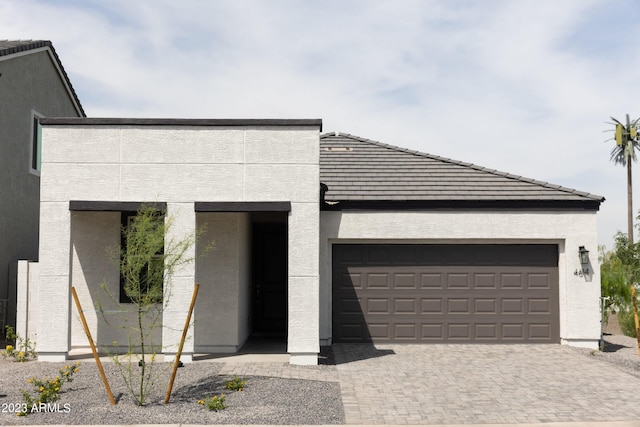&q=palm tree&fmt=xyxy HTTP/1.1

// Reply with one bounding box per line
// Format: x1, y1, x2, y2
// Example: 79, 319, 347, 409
609, 114, 640, 244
